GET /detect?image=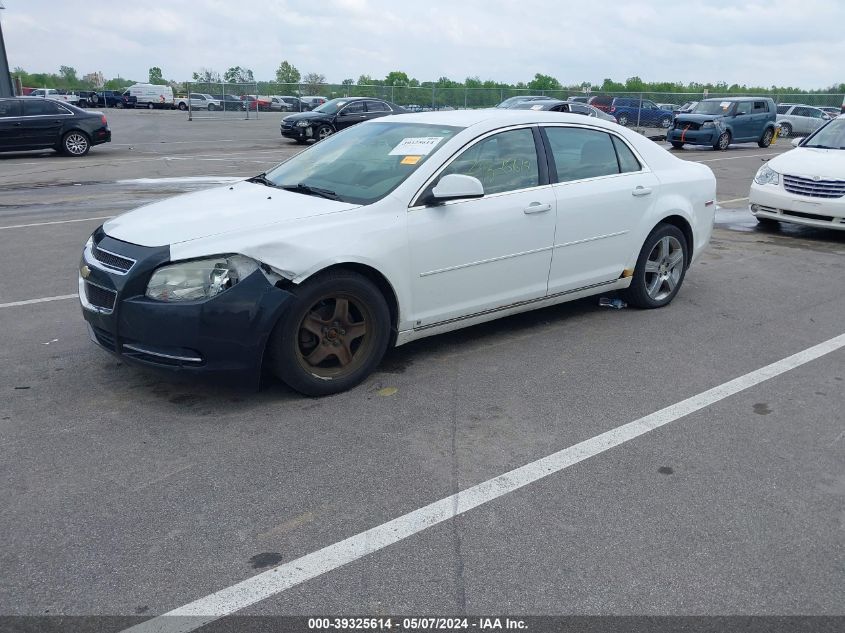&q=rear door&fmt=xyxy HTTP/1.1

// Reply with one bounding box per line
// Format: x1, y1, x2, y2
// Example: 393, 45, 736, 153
334, 101, 367, 130
363, 100, 392, 121
21, 98, 69, 148
0, 99, 24, 150
542, 125, 658, 293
